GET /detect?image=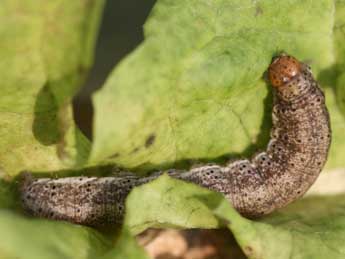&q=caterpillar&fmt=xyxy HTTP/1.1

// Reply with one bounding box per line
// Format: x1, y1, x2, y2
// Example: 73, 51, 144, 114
20, 54, 331, 227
